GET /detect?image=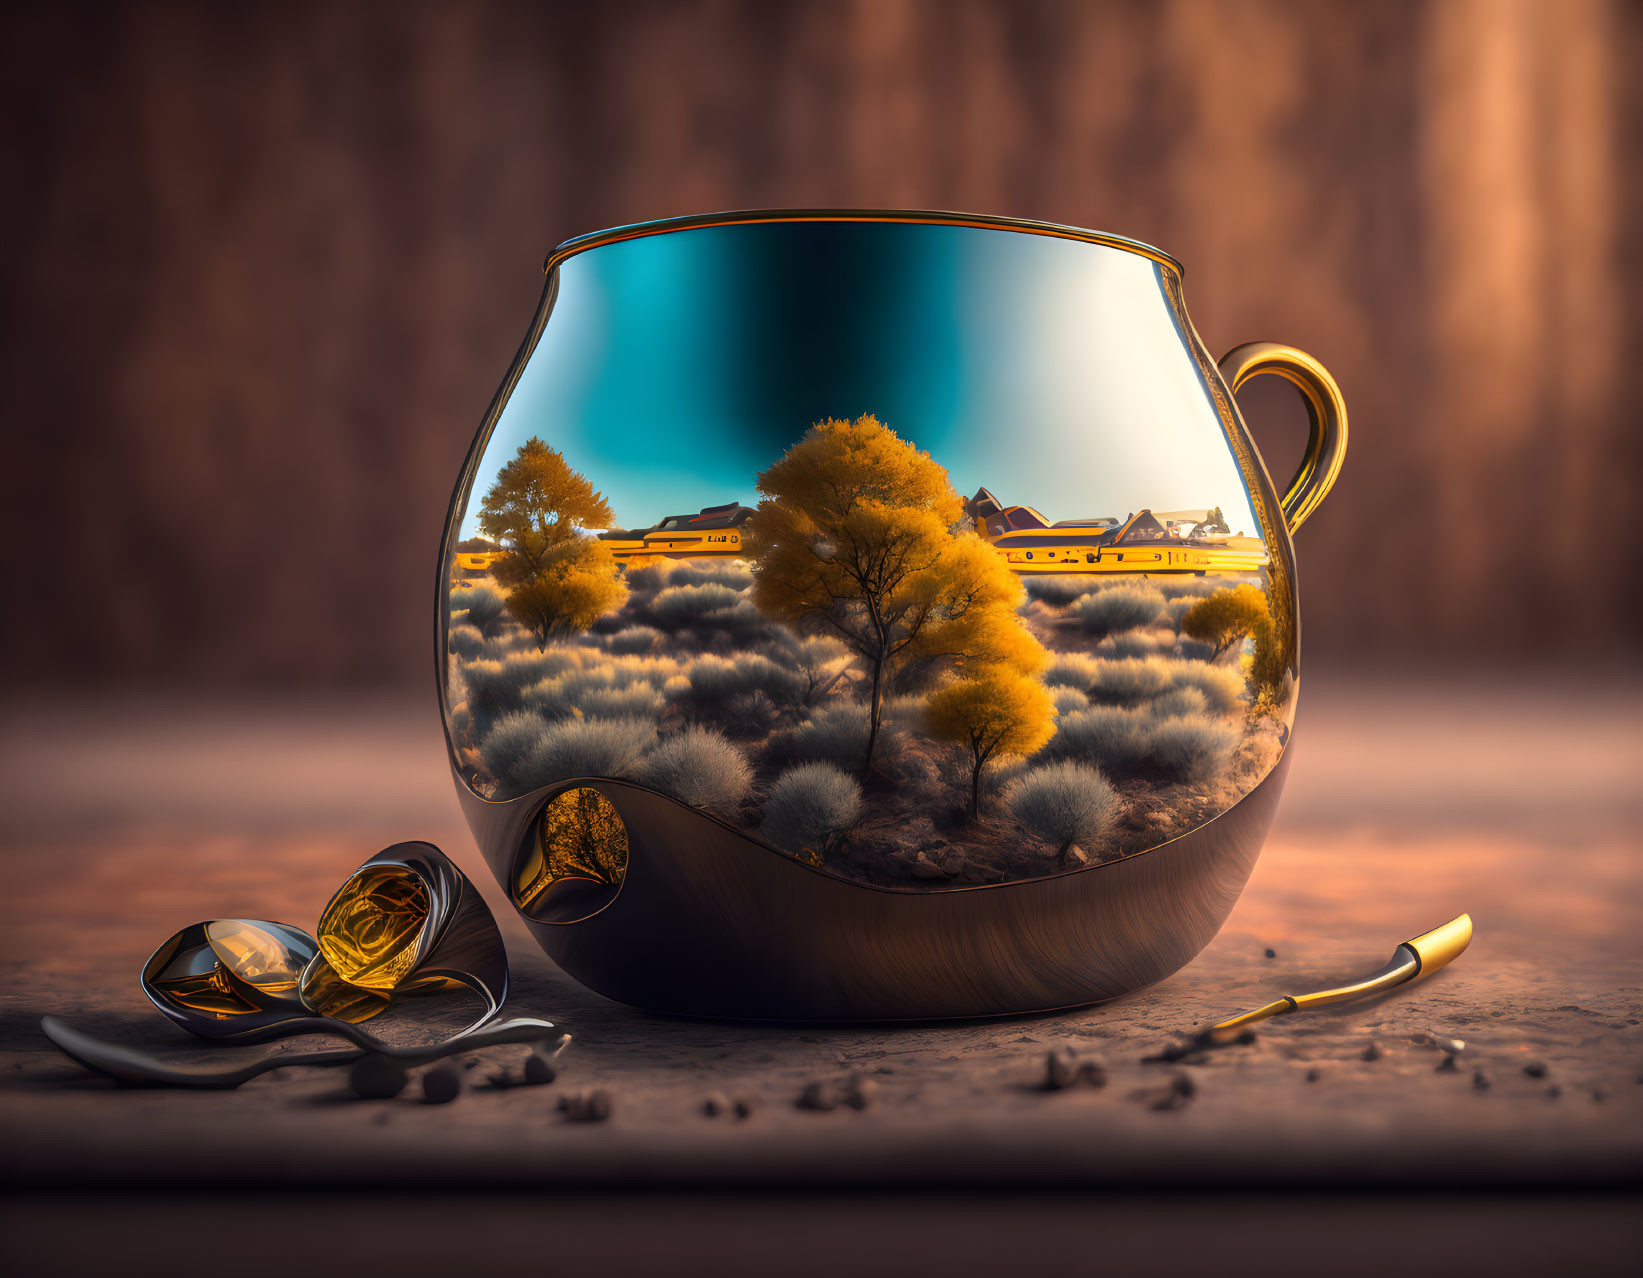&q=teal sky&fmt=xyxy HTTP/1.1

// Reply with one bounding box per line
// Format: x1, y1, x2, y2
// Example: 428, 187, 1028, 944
460, 222, 1264, 543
